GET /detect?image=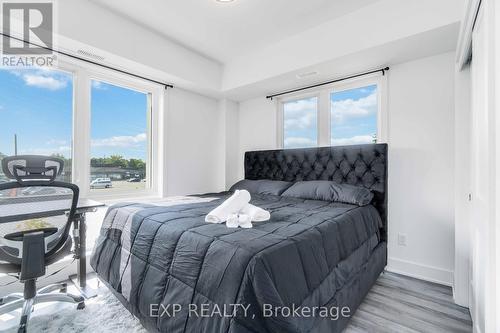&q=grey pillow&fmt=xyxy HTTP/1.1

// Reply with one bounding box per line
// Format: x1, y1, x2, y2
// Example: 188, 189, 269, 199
281, 180, 373, 206
229, 179, 293, 195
